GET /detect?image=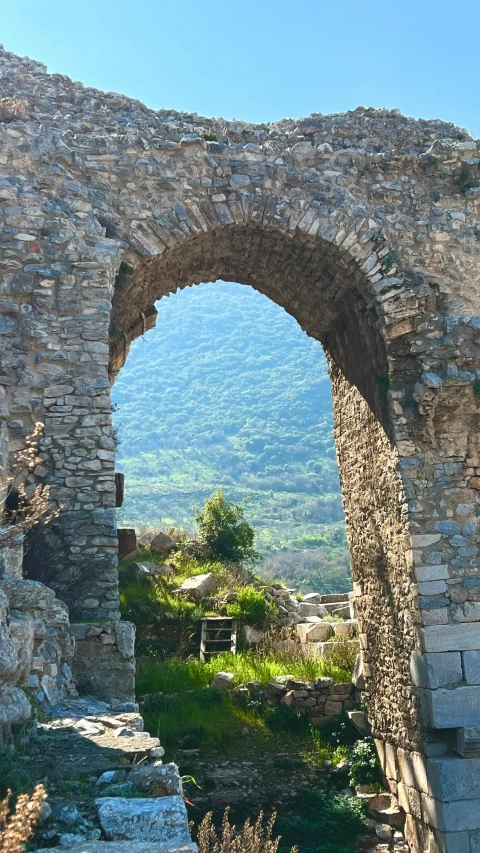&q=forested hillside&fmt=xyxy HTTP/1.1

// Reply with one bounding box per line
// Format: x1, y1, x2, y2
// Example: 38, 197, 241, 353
112, 281, 351, 591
